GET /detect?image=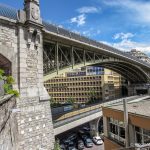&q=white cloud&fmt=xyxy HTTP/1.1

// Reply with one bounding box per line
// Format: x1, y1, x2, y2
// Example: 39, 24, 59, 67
113, 32, 134, 40
82, 28, 101, 37
70, 14, 86, 26
102, 0, 150, 24
77, 6, 99, 14
101, 39, 150, 56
